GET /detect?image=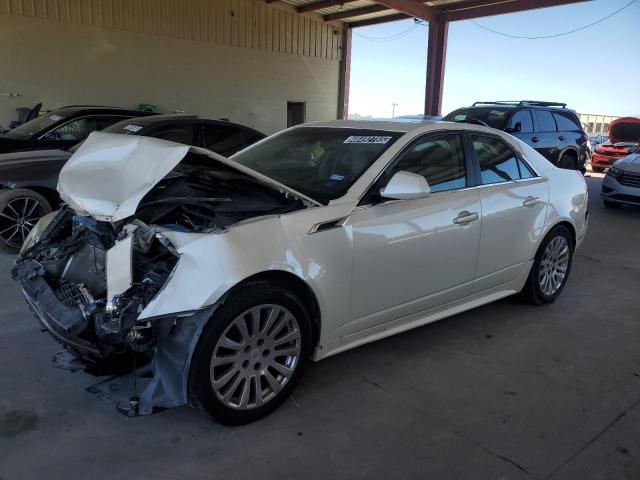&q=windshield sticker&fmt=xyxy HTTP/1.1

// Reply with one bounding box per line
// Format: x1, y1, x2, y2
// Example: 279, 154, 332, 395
49, 114, 64, 121
329, 174, 345, 181
343, 135, 392, 144
123, 124, 143, 133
